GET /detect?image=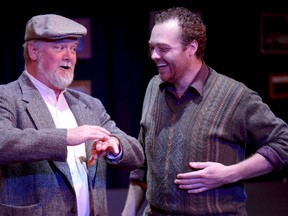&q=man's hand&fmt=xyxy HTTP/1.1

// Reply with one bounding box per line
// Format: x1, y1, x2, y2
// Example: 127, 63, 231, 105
175, 154, 274, 194
88, 136, 120, 166
174, 162, 231, 193
67, 125, 110, 146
